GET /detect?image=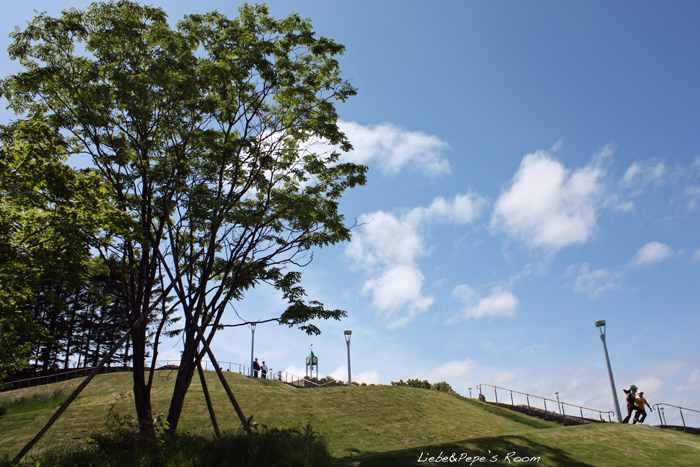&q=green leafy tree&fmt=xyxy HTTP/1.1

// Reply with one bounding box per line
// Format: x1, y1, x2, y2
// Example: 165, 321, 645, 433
0, 120, 118, 382
1, 1, 365, 434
